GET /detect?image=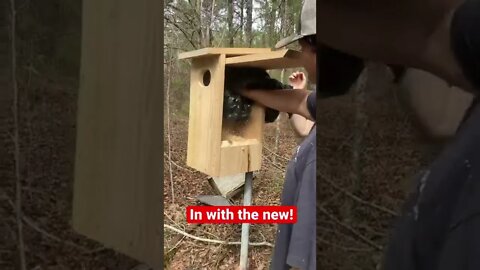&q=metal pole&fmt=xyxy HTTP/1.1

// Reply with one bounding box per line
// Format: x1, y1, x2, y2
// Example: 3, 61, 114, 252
239, 172, 253, 270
